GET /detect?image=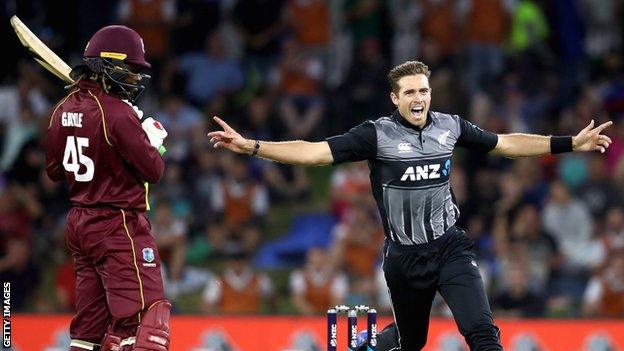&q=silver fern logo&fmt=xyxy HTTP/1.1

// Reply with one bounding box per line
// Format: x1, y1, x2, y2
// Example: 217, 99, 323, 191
437, 130, 451, 147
